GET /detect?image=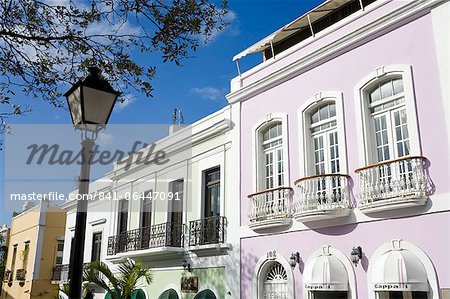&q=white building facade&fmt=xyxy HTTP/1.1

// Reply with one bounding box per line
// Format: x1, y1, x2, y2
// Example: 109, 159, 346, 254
59, 107, 240, 299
